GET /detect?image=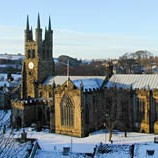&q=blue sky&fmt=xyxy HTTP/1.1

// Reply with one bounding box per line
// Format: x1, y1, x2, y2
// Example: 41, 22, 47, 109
0, 0, 158, 59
